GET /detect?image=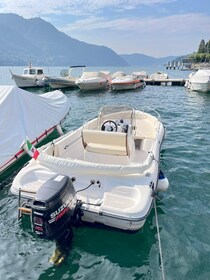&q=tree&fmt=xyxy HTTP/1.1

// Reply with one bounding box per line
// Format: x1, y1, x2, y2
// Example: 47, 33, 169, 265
206, 40, 210, 53
198, 39, 207, 53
